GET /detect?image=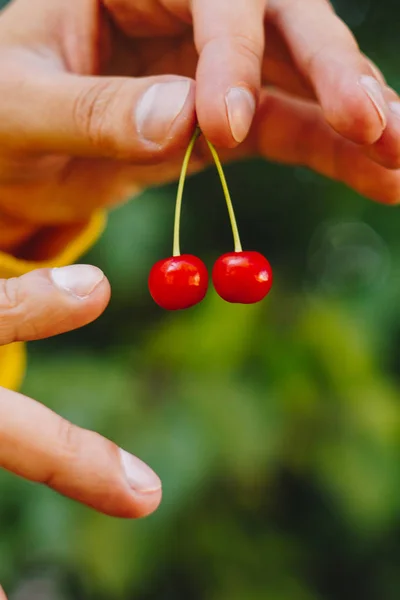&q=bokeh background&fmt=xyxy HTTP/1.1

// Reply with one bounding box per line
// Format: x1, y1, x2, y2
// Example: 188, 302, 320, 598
2, 0, 400, 598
